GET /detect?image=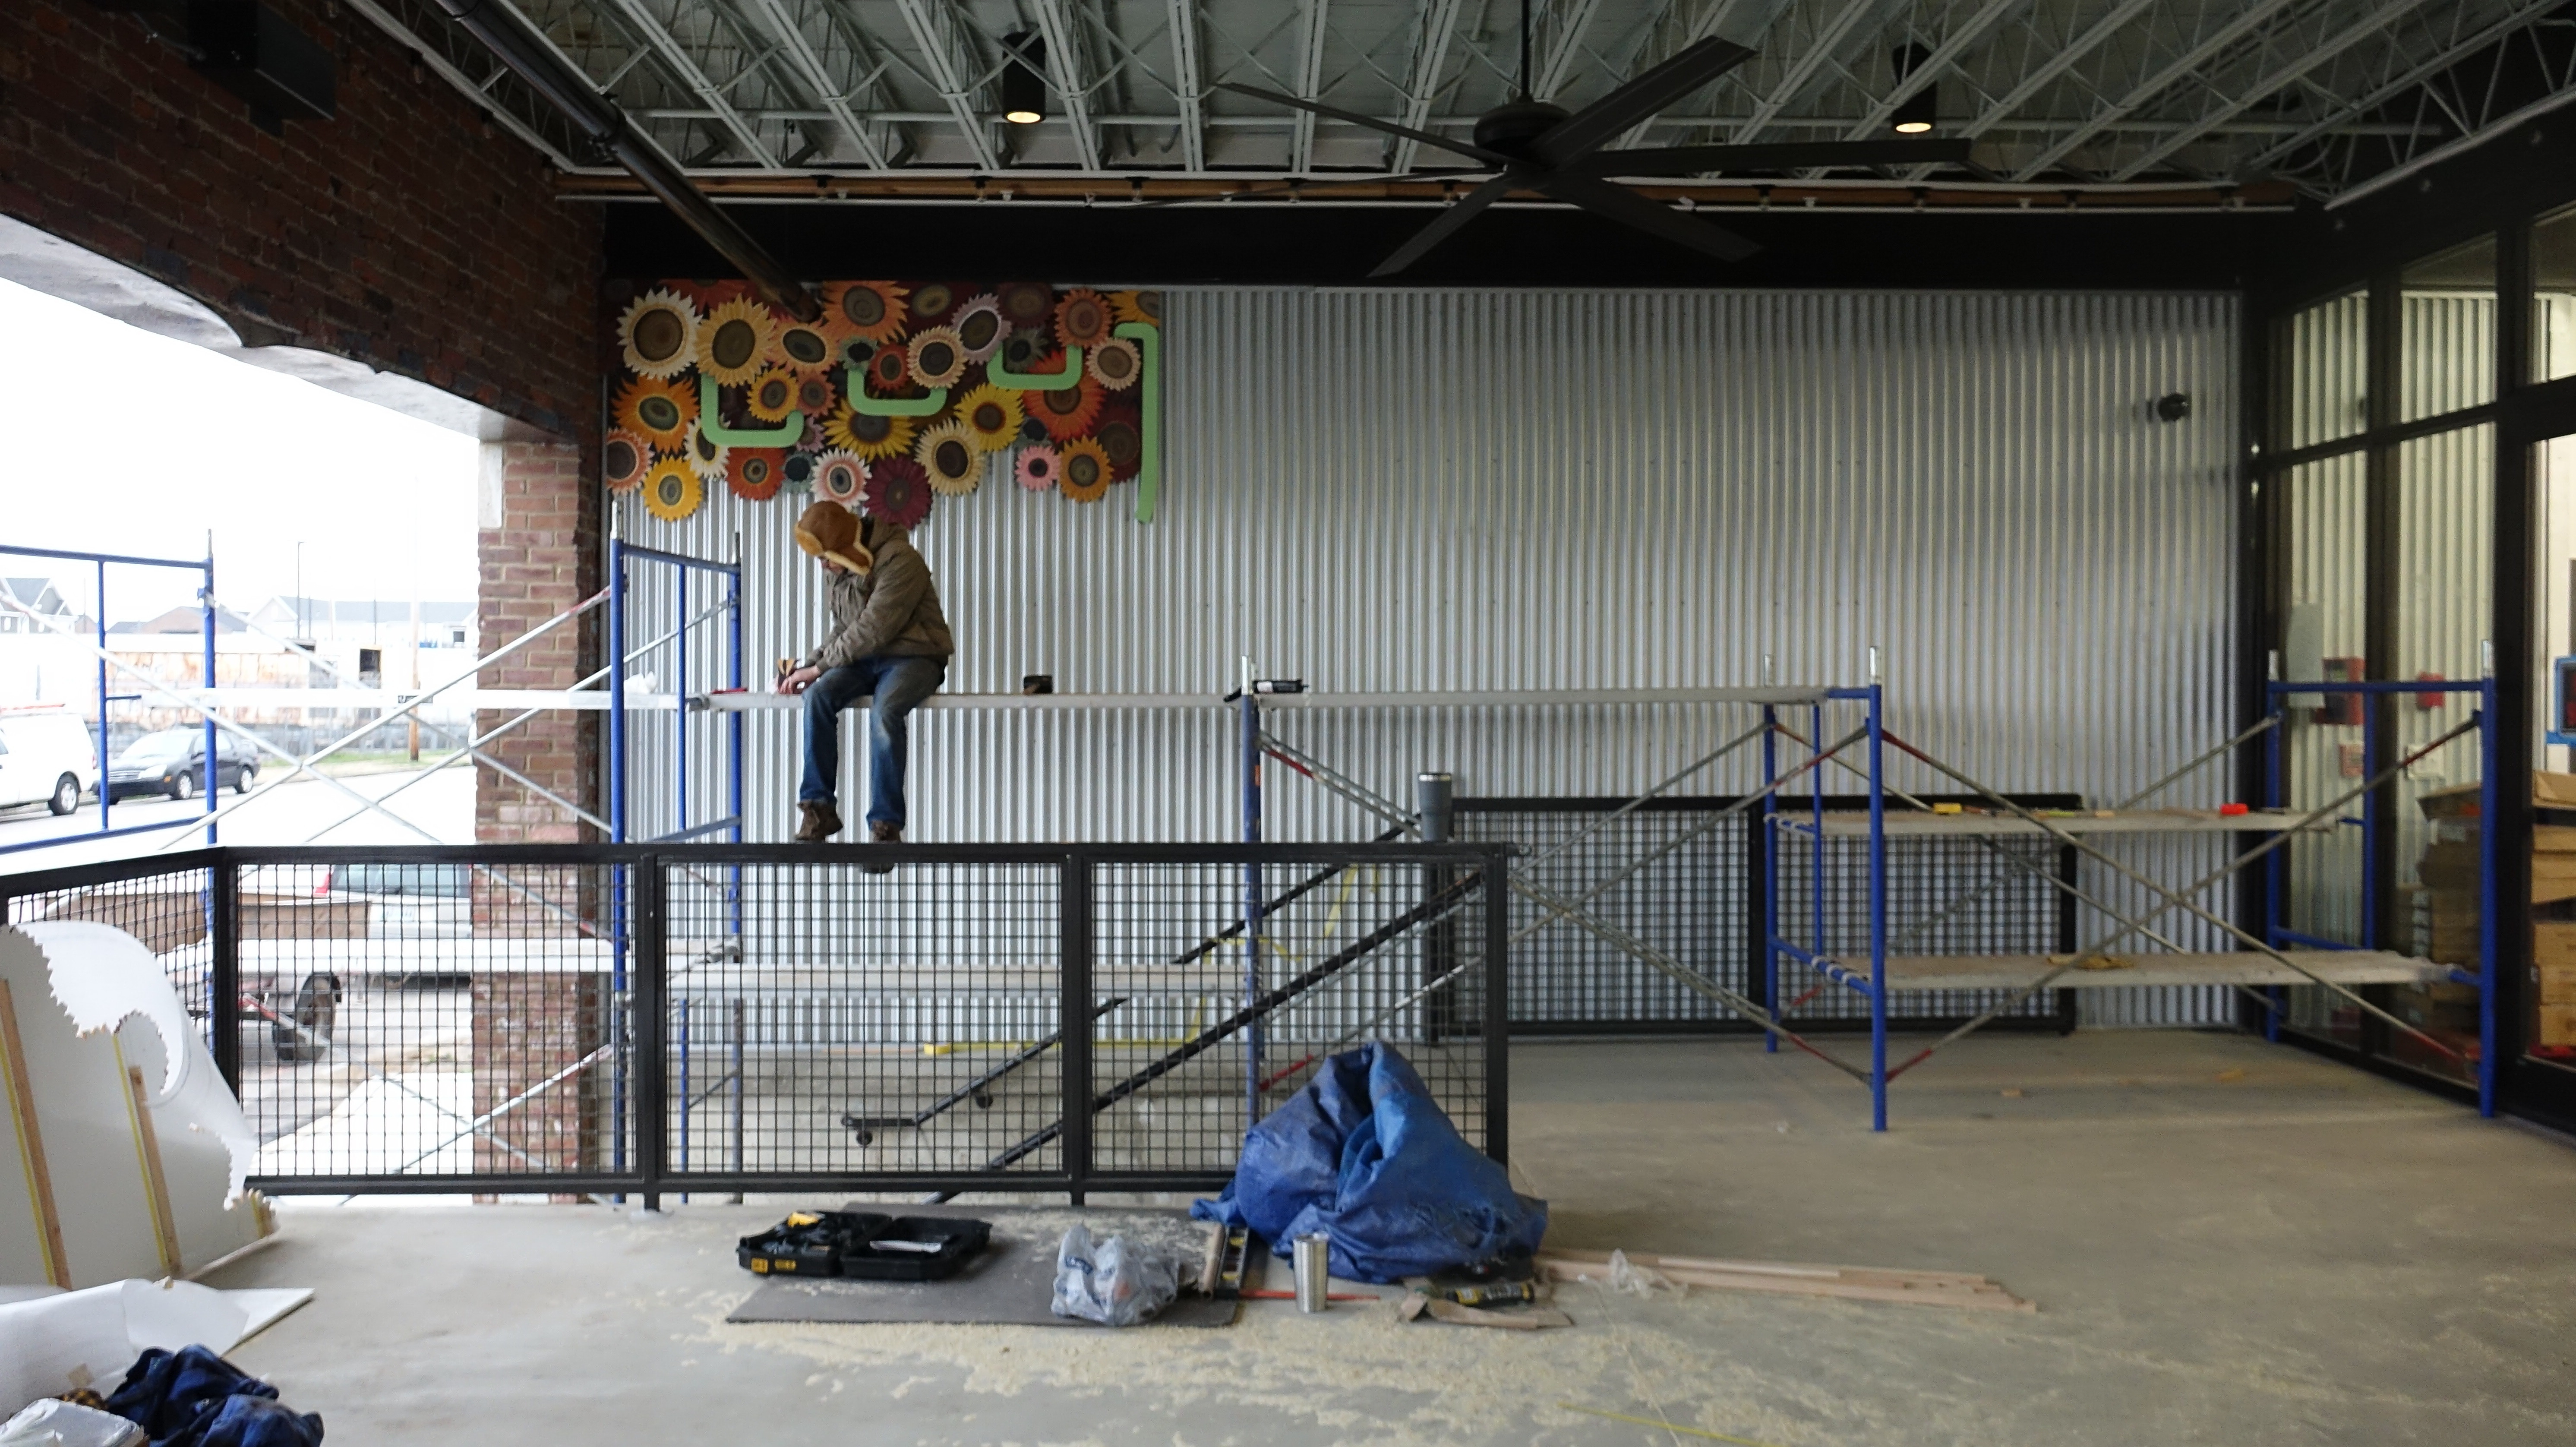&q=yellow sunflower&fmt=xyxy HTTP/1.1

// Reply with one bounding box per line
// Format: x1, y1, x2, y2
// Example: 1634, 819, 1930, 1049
695, 297, 775, 385
745, 366, 801, 423
822, 281, 909, 346
615, 375, 694, 449
823, 402, 917, 461
916, 419, 982, 496
1109, 290, 1161, 326
618, 288, 700, 379
641, 457, 704, 521
953, 382, 1025, 452
774, 318, 835, 376
1058, 437, 1112, 502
